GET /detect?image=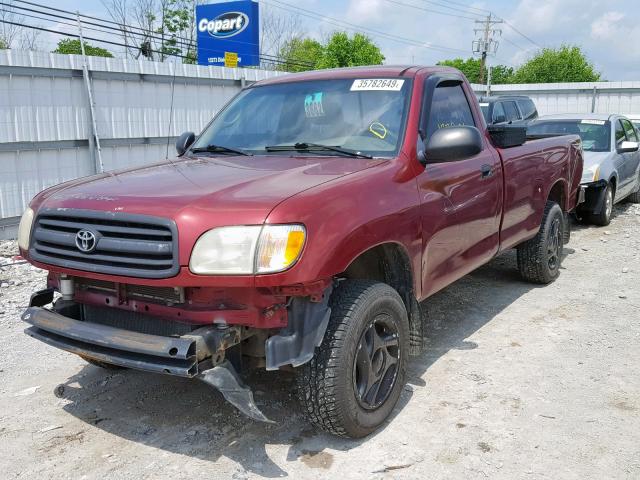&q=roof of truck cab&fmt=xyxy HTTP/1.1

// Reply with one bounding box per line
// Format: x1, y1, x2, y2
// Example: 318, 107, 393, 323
254, 65, 456, 86
477, 95, 533, 102
536, 113, 618, 121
